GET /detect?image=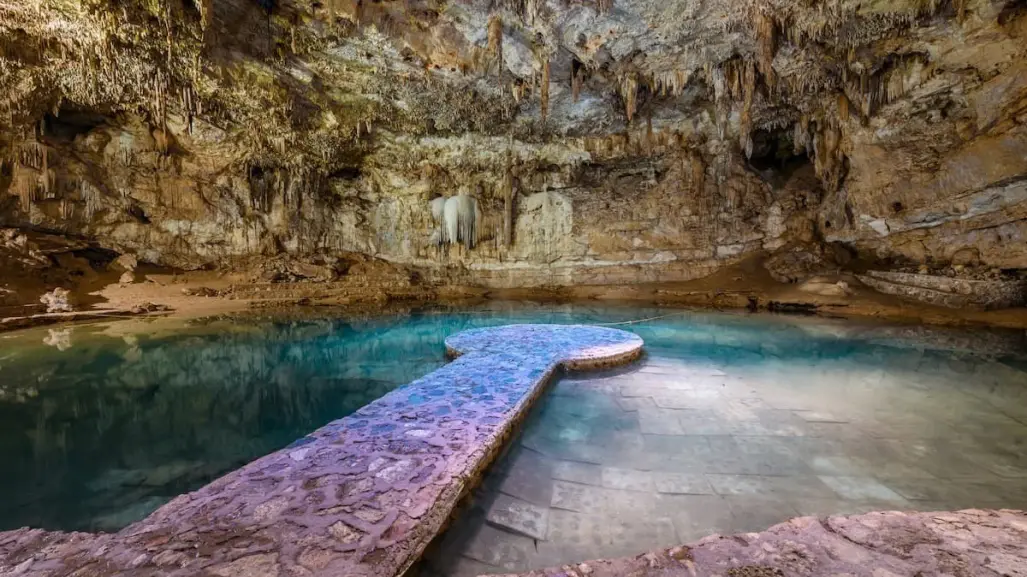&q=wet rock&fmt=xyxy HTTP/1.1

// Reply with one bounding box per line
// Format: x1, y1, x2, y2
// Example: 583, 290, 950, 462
951, 248, 981, 267
39, 288, 73, 313
798, 279, 851, 297
129, 302, 170, 314
858, 270, 1027, 309
764, 246, 834, 284
181, 286, 220, 297
112, 254, 139, 272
